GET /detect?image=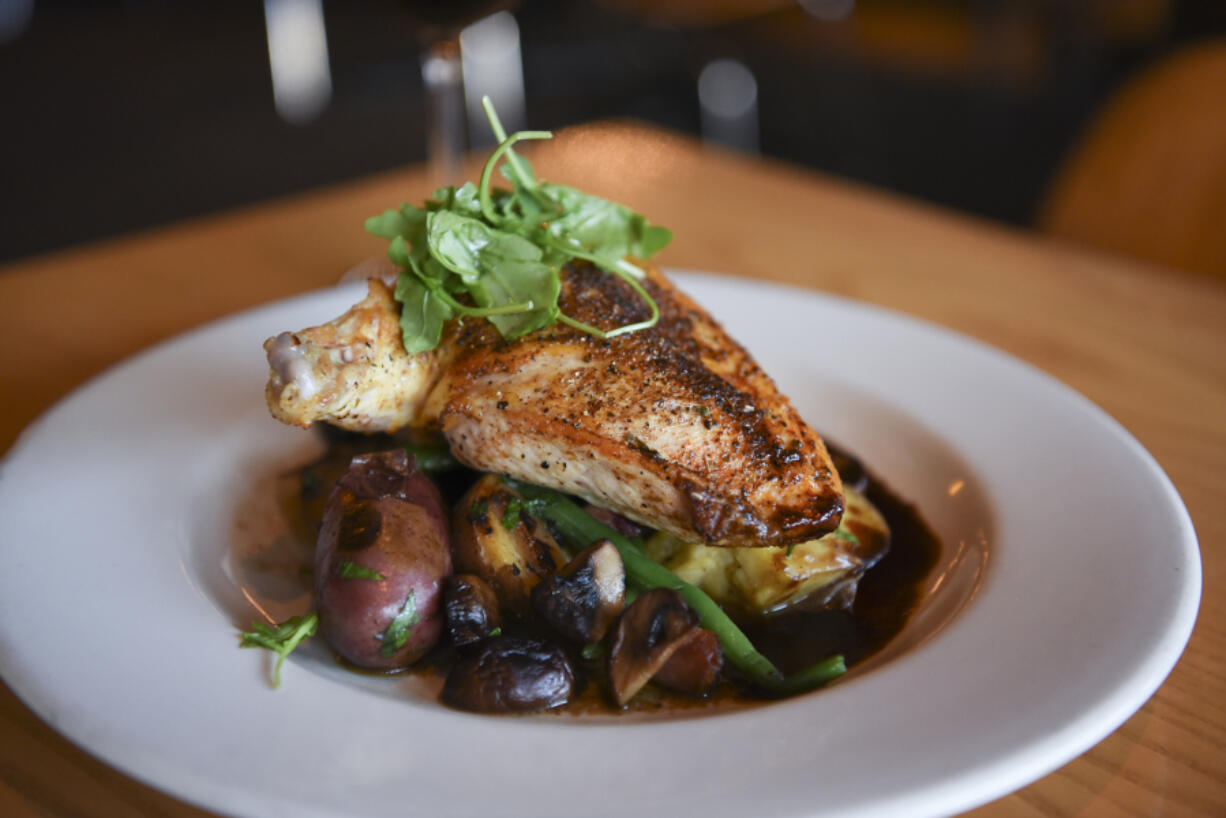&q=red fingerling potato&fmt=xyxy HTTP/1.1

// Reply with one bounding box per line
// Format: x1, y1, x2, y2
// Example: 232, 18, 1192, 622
315, 450, 452, 670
